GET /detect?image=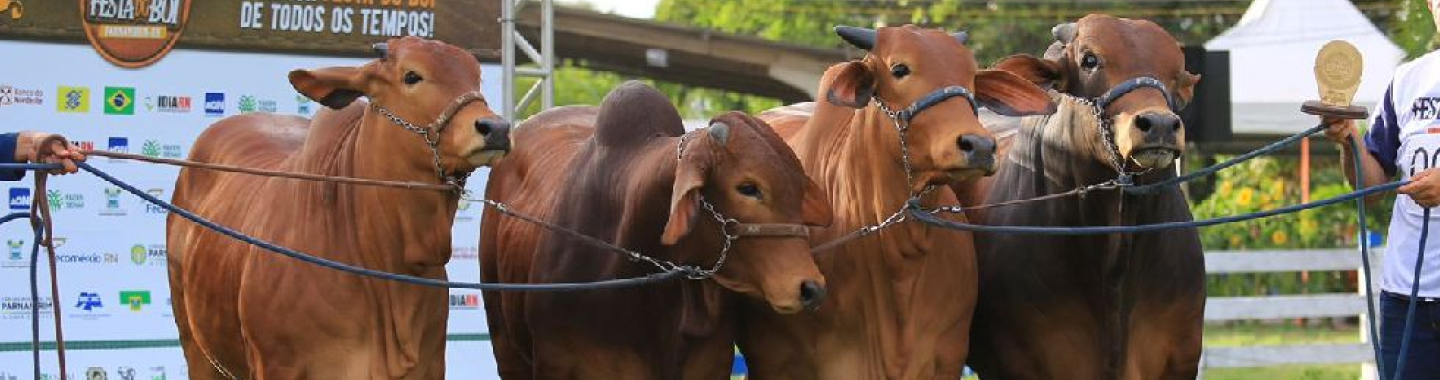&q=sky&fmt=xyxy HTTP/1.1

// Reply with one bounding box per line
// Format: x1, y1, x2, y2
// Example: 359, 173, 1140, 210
565, 0, 661, 19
